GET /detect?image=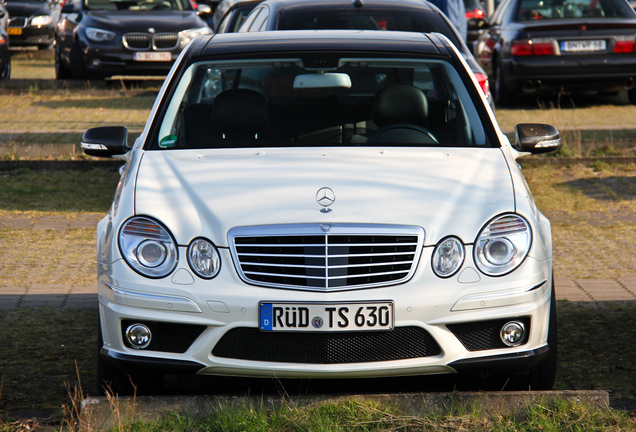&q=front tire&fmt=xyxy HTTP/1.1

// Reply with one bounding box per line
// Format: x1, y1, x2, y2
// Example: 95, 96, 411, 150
55, 42, 72, 80
628, 88, 636, 105
493, 58, 513, 107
